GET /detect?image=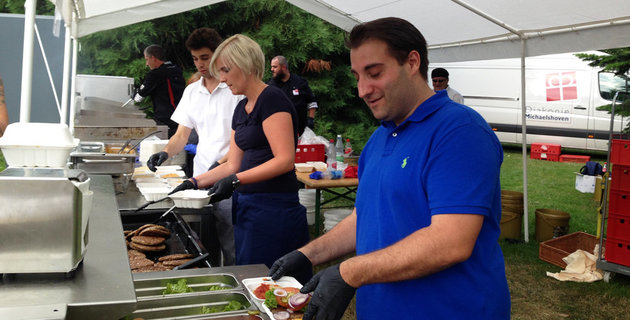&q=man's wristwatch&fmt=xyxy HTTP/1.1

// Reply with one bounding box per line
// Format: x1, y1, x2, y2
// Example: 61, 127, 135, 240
232, 177, 240, 189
